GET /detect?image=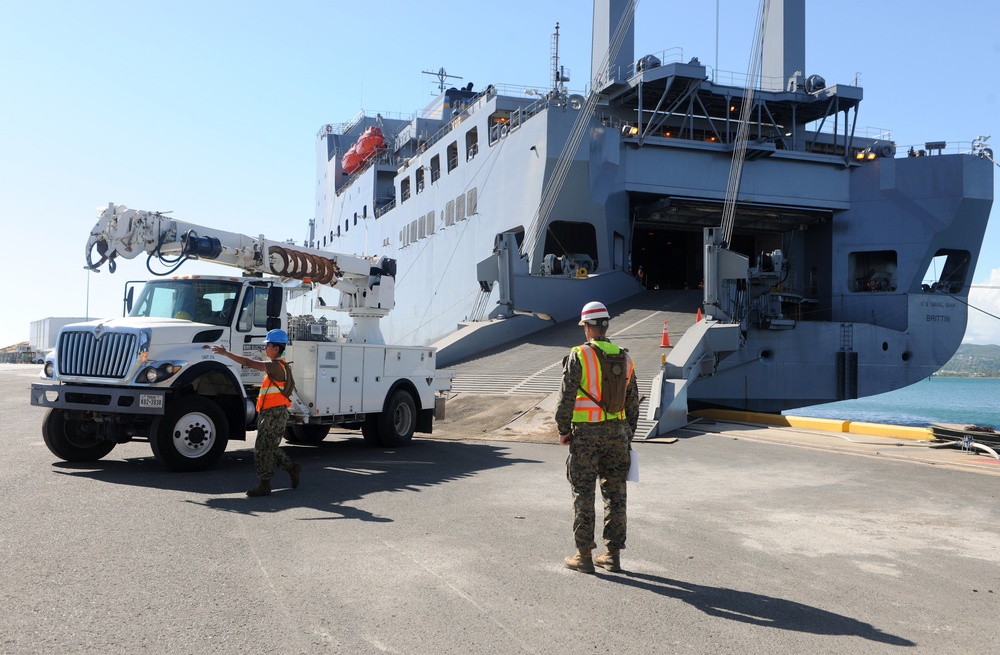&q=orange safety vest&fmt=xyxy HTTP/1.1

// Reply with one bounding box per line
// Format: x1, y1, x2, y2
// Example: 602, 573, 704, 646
256, 359, 292, 411
571, 341, 634, 423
